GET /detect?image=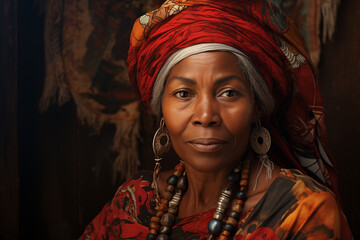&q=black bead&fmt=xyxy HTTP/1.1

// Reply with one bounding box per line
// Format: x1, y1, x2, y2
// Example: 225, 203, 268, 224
176, 176, 188, 191
208, 219, 222, 235
223, 223, 235, 233
156, 234, 169, 240
227, 171, 240, 183
166, 175, 178, 186
235, 191, 246, 201
147, 233, 157, 240
160, 213, 175, 226
229, 211, 240, 221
